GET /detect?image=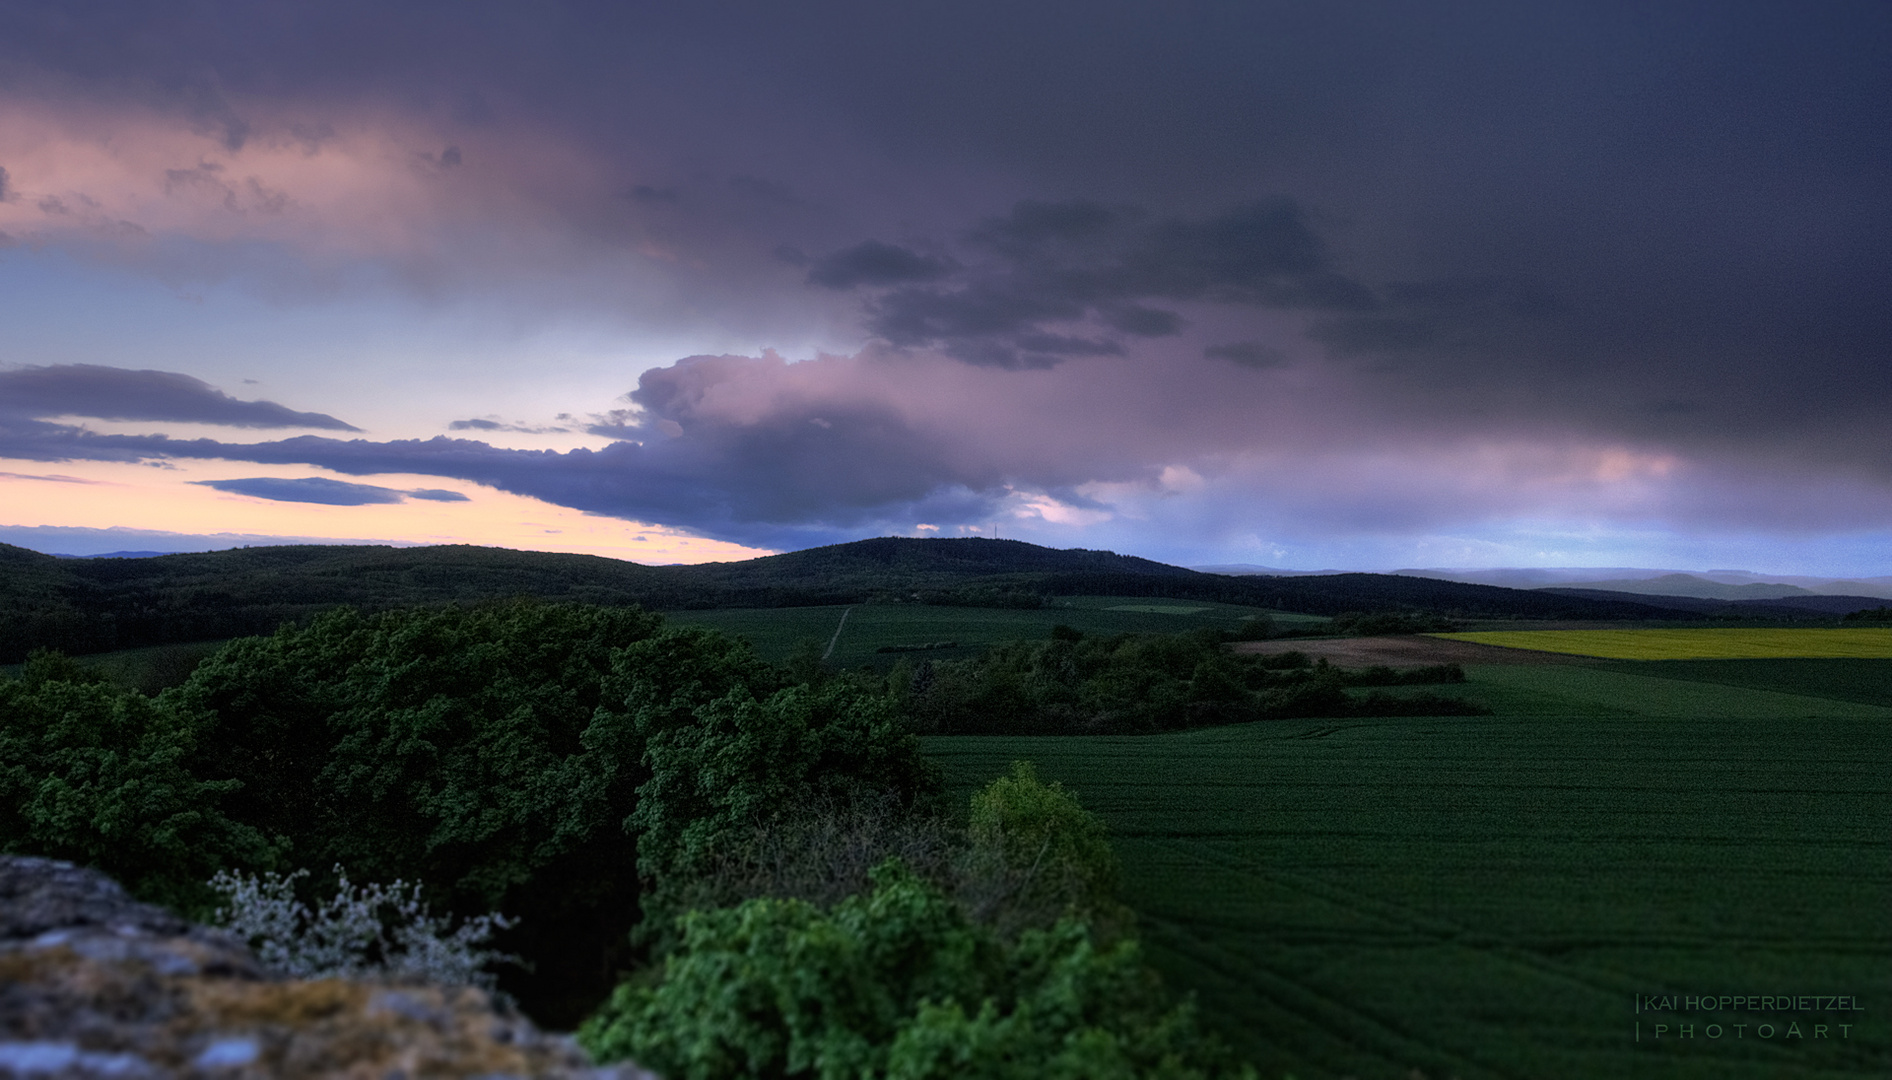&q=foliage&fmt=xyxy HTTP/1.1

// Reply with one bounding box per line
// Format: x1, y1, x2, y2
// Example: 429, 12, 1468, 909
210, 865, 517, 988
579, 861, 1253, 1080
626, 662, 944, 946
155, 601, 938, 1024
4, 600, 948, 1025
659, 788, 957, 917
1842, 605, 1892, 623
1329, 610, 1460, 635
898, 629, 1484, 734
1337, 662, 1465, 686
959, 762, 1128, 938
162, 601, 668, 905
0, 651, 277, 912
